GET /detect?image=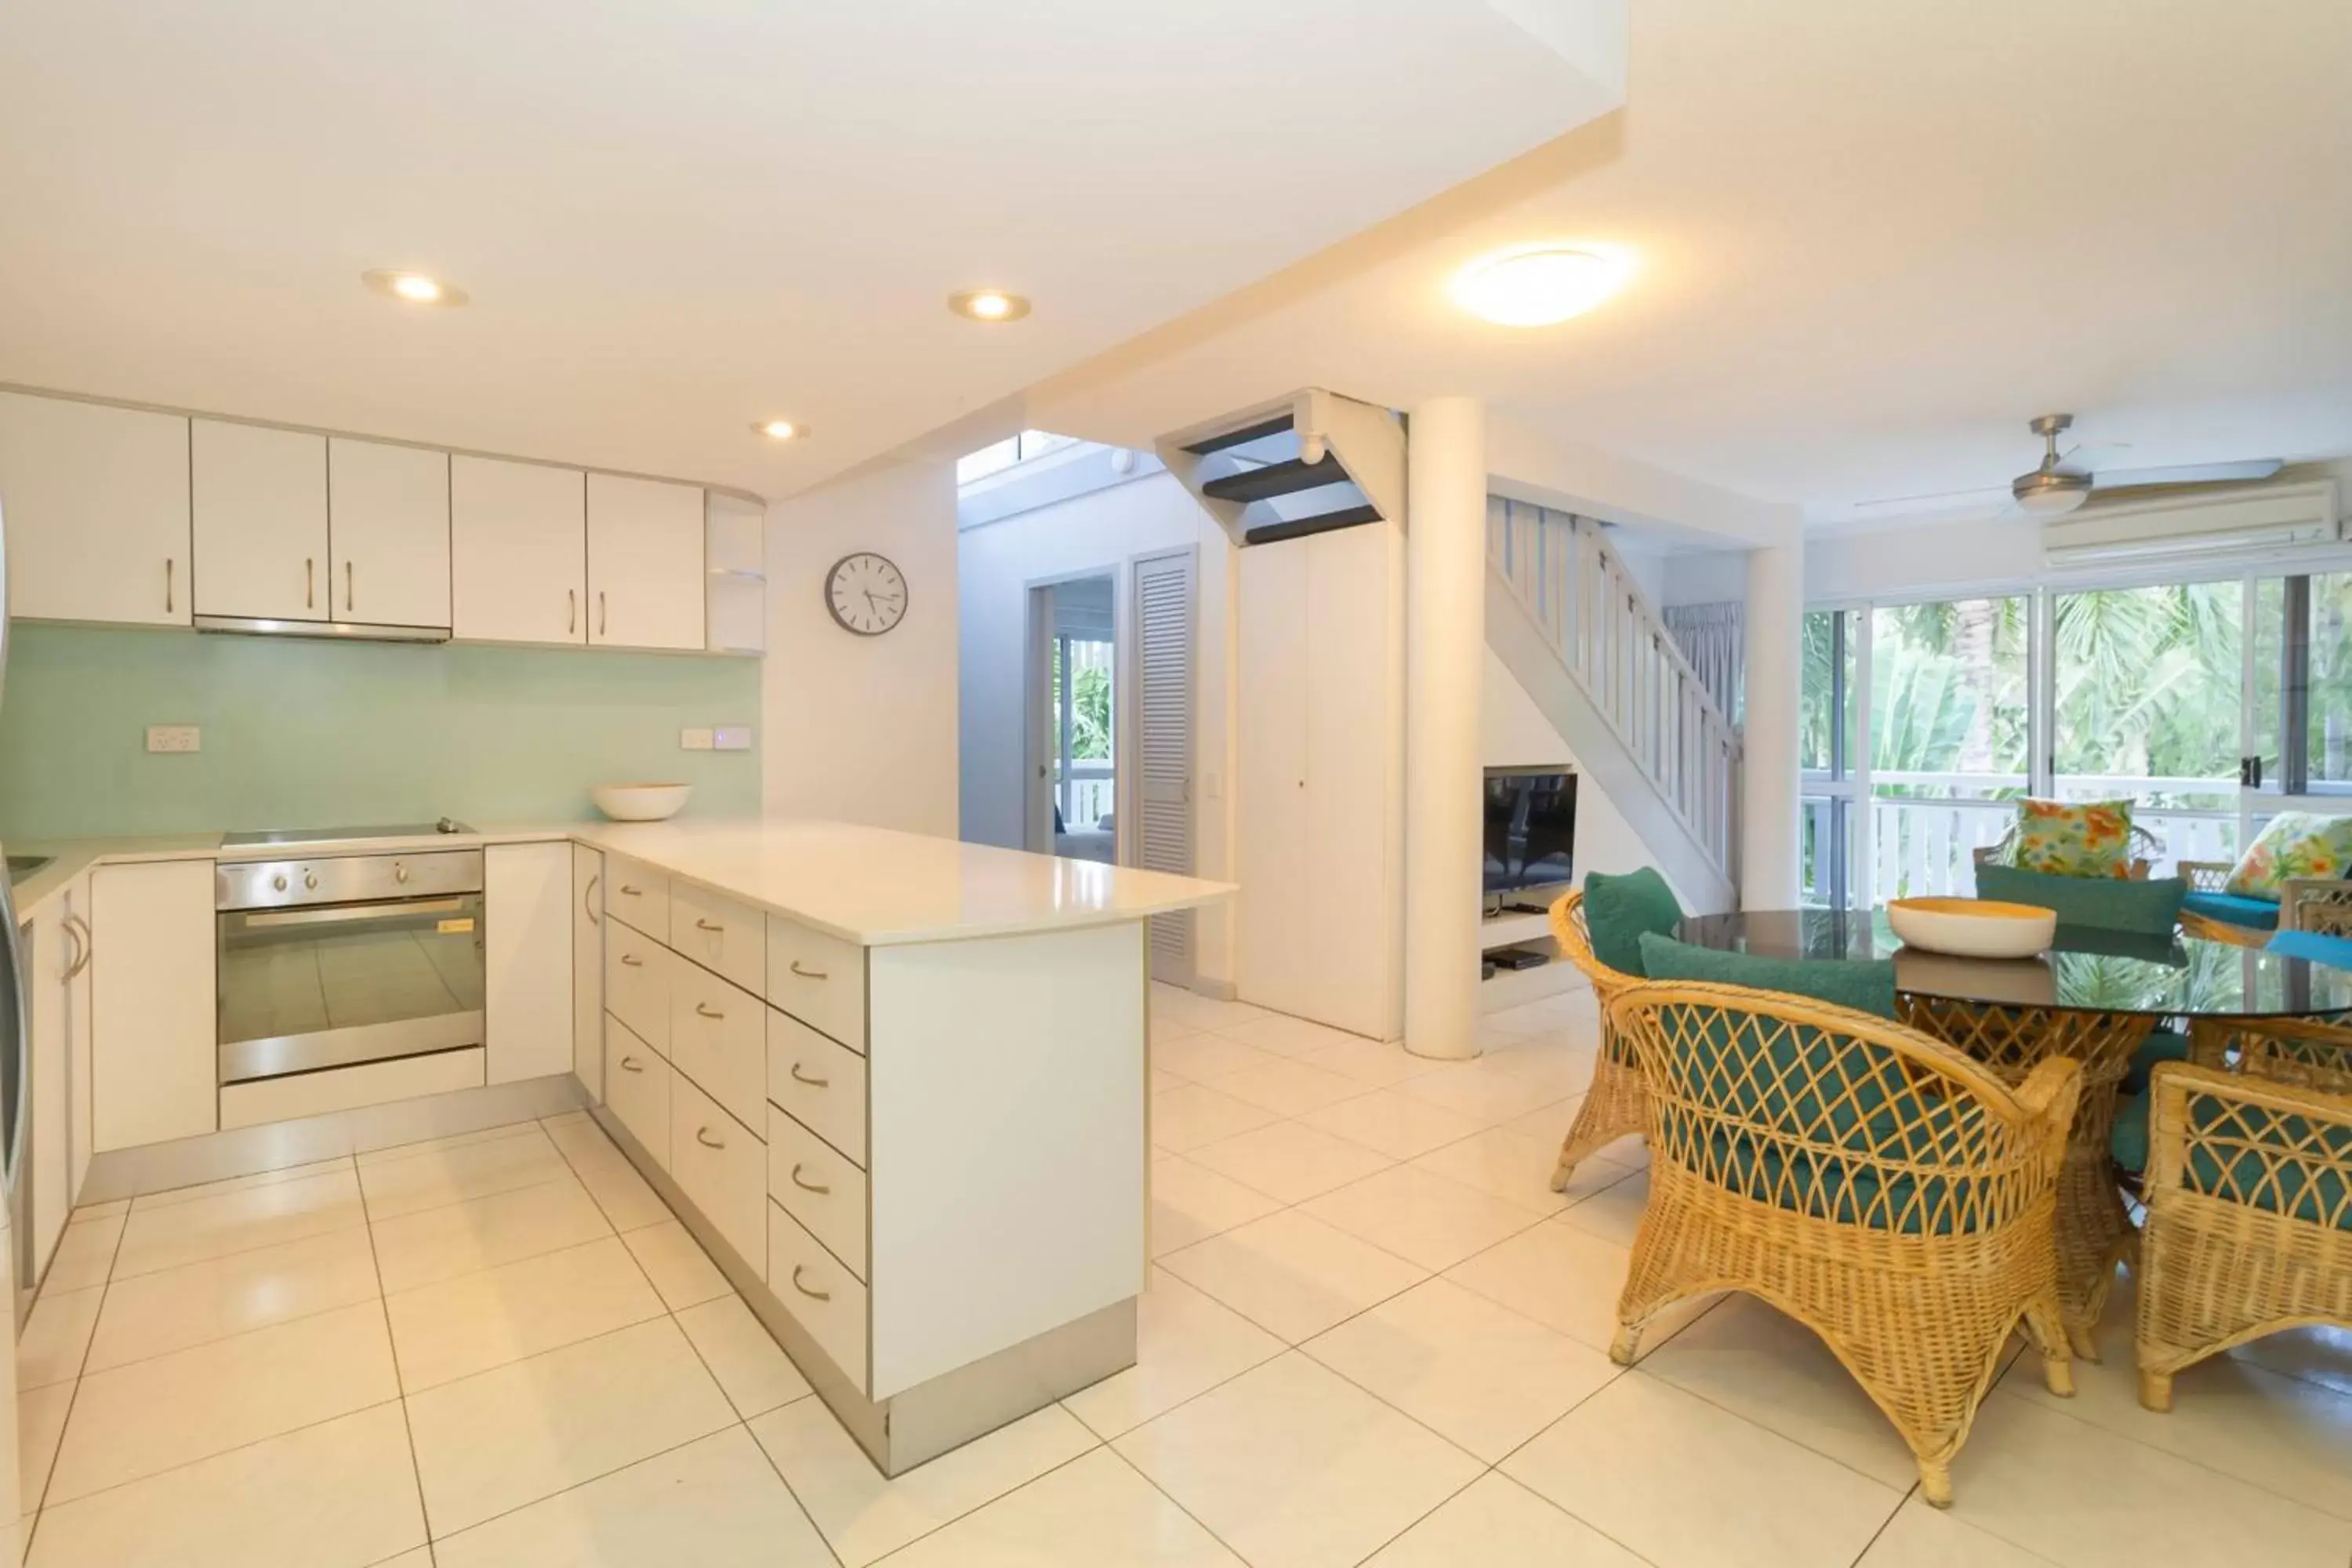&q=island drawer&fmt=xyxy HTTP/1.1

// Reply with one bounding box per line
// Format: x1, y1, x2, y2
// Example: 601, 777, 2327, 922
766, 1009, 866, 1166
768, 1105, 868, 1279
604, 856, 670, 939
669, 961, 766, 1134
766, 916, 865, 1051
671, 880, 766, 996
605, 1016, 671, 1168
671, 1073, 766, 1272
604, 925, 671, 1054
770, 1200, 868, 1395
